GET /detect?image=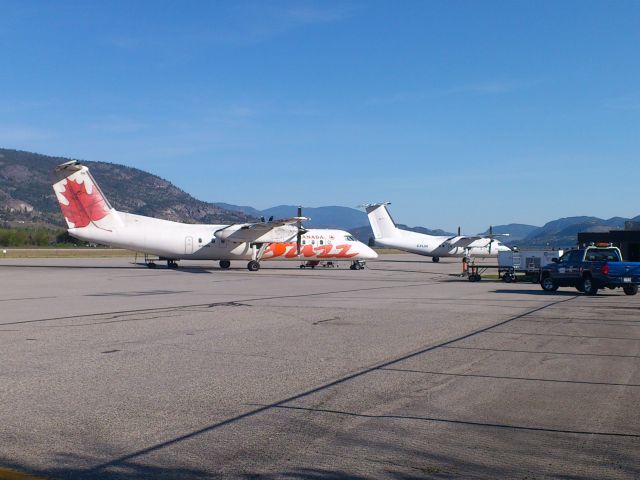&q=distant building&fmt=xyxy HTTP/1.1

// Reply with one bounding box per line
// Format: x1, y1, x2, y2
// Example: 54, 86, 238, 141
577, 223, 640, 261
